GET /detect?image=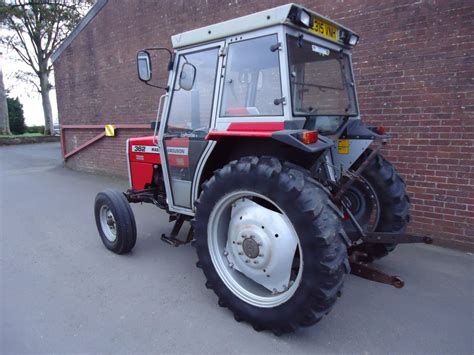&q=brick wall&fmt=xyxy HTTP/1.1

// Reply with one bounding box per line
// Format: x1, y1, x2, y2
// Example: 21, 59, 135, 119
54, 0, 474, 250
